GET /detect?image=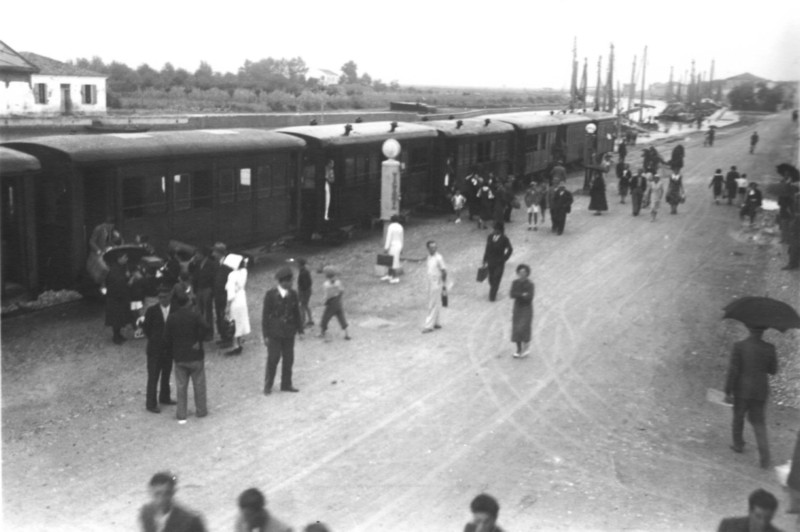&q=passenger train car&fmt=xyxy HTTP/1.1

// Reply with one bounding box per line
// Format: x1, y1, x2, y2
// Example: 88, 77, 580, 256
1, 110, 616, 295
